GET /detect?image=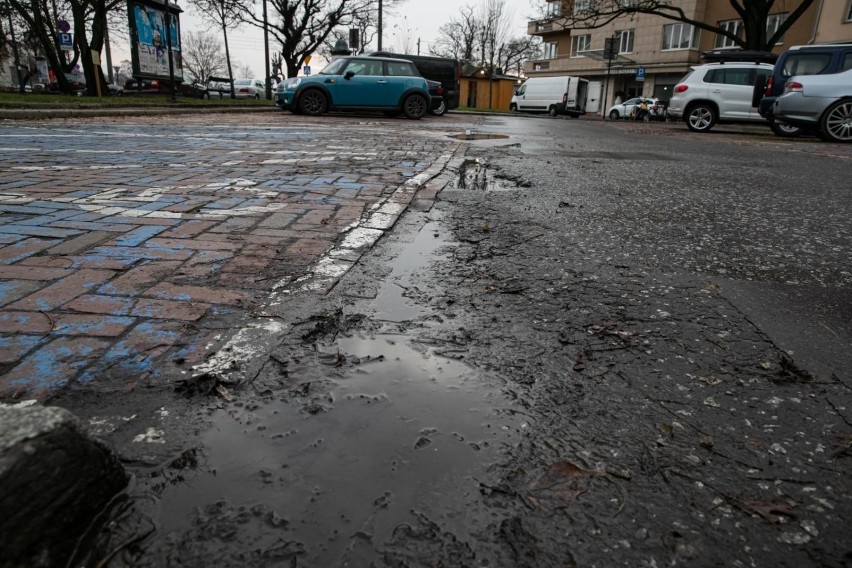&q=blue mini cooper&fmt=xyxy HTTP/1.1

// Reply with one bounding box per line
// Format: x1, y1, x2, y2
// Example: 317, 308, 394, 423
275, 56, 433, 119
